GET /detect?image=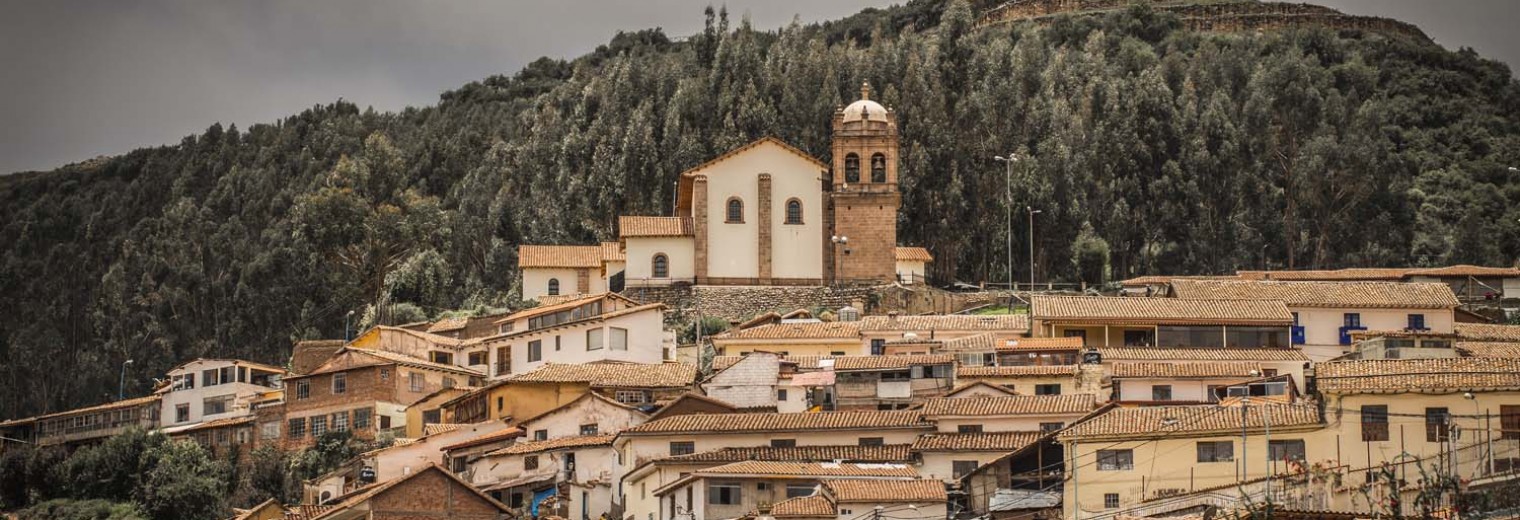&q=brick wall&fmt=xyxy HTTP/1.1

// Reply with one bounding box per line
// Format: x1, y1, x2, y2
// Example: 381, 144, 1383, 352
758, 174, 773, 280
831, 191, 901, 282
693, 175, 709, 281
